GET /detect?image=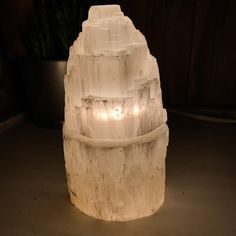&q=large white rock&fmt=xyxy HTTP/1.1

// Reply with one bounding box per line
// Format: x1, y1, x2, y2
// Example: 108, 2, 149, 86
63, 5, 169, 221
